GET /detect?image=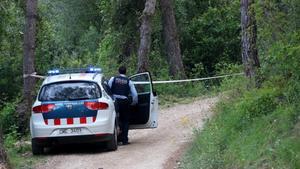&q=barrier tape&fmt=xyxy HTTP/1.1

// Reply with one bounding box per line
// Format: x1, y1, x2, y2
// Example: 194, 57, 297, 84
25, 72, 244, 84
152, 73, 243, 84
30, 74, 46, 79
23, 72, 45, 79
